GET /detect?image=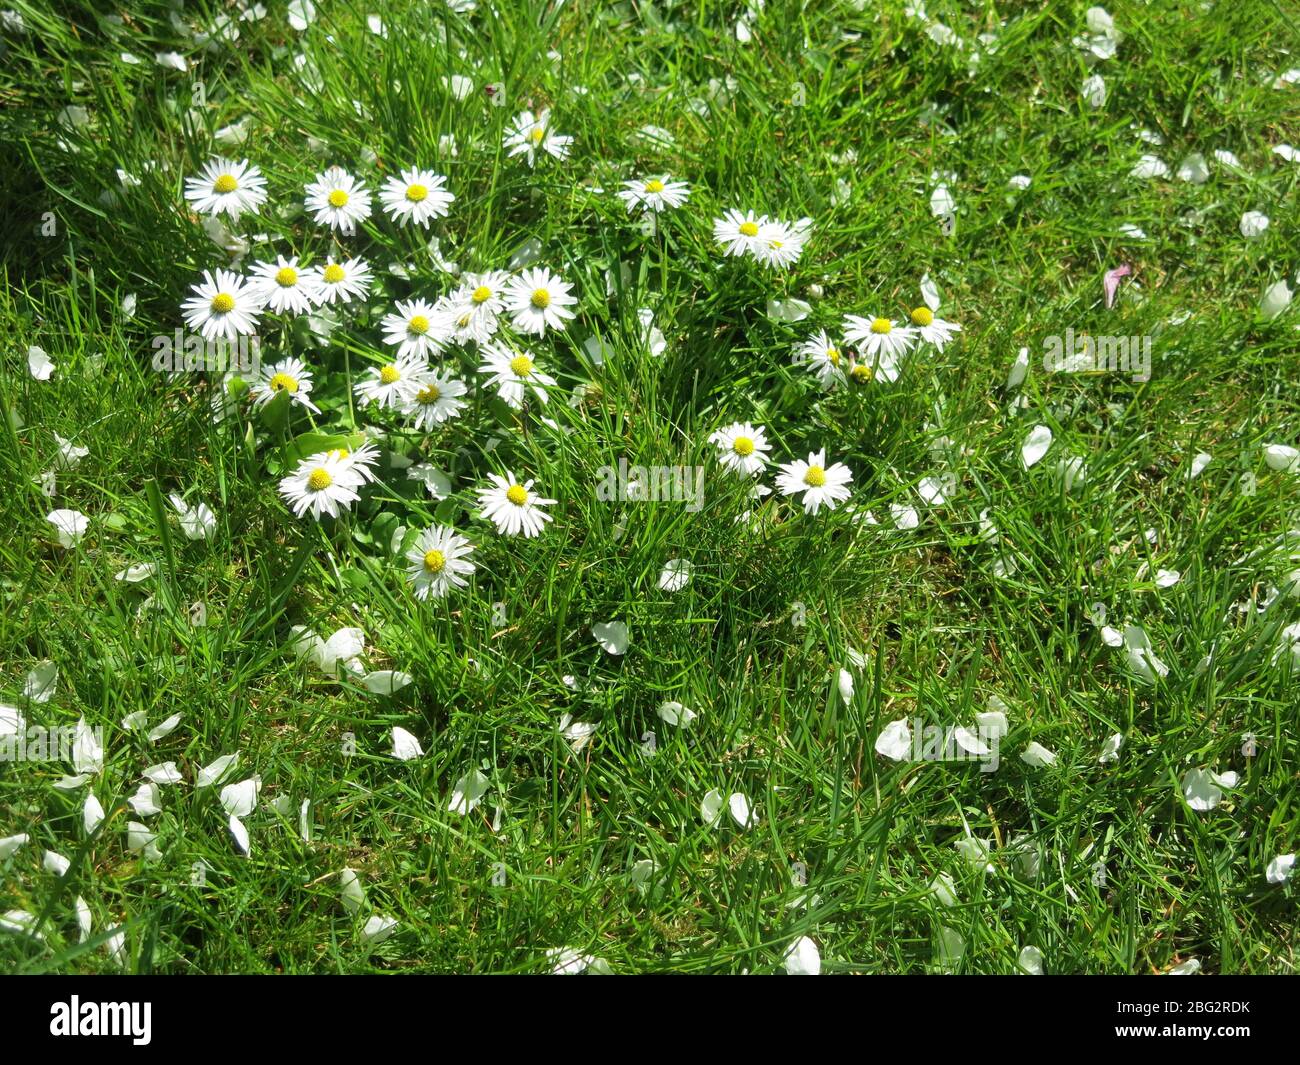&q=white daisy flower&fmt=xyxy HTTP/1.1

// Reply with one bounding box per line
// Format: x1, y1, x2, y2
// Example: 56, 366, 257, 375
354, 355, 425, 410
278, 452, 364, 520
799, 329, 847, 389
709, 422, 772, 476
250, 356, 320, 413
617, 176, 690, 214
753, 217, 811, 269
248, 256, 321, 315
503, 109, 572, 167
478, 342, 556, 408
477, 472, 556, 537
843, 314, 917, 366
309, 257, 372, 305
181, 269, 264, 342
304, 166, 372, 235
378, 167, 454, 227
444, 269, 509, 343
909, 305, 961, 350
713, 208, 769, 257
381, 298, 451, 359
405, 525, 476, 600
183, 157, 268, 219
402, 370, 468, 430
775, 449, 853, 515
504, 267, 576, 335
